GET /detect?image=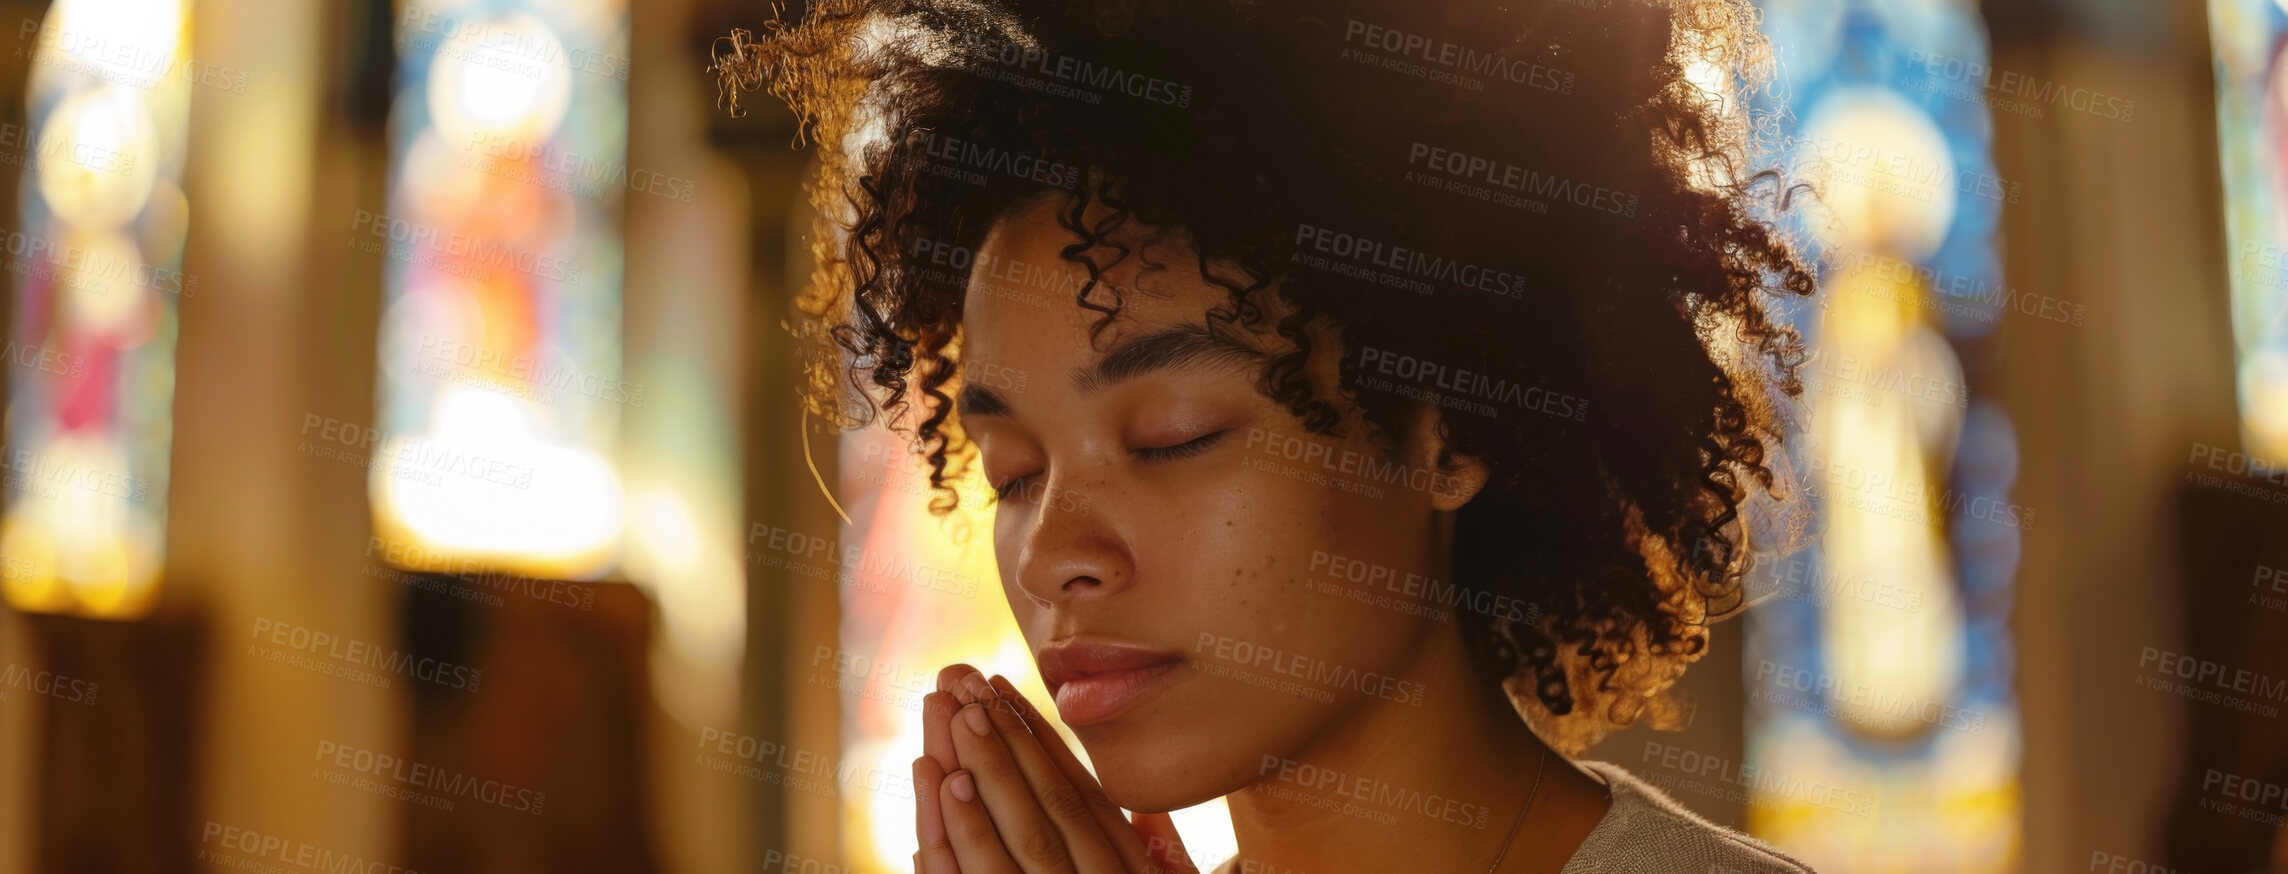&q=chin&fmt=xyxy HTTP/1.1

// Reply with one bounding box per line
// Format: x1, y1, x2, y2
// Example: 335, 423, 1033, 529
1082, 729, 1257, 814
1096, 766, 1215, 814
